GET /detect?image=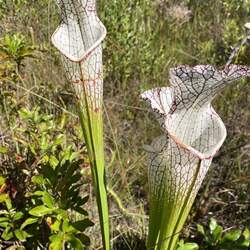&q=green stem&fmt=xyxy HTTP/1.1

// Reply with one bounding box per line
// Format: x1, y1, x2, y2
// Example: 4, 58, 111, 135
79, 110, 110, 250
167, 159, 202, 250
77, 65, 110, 250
